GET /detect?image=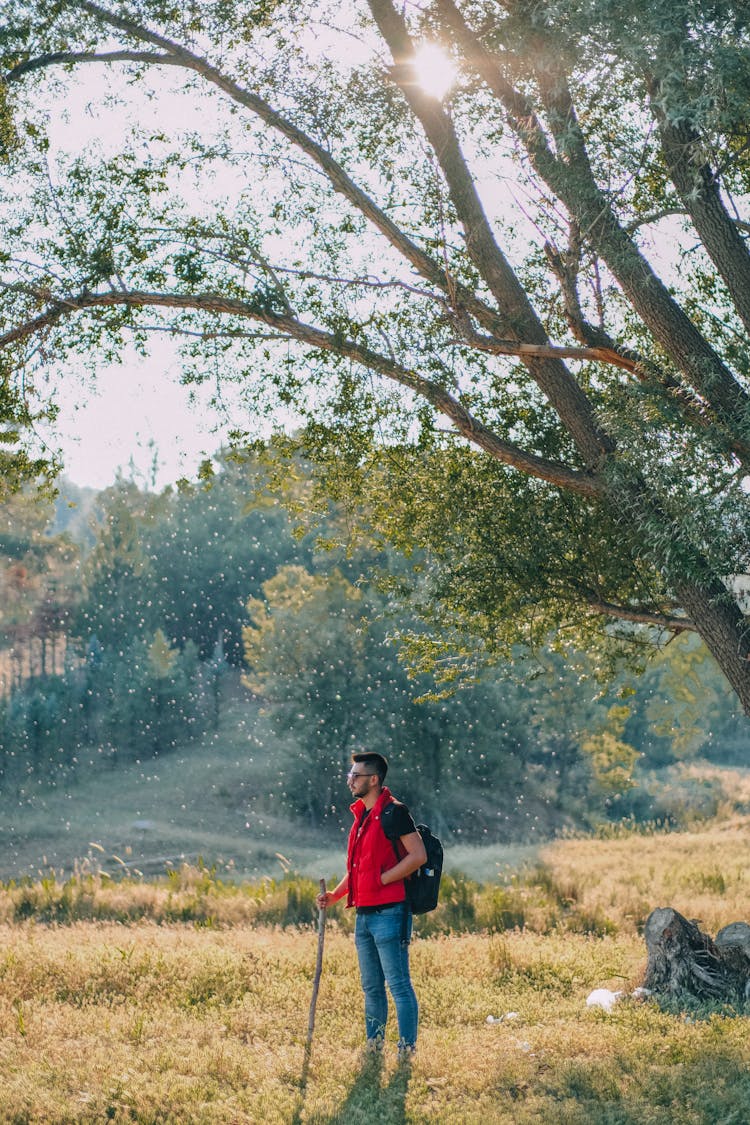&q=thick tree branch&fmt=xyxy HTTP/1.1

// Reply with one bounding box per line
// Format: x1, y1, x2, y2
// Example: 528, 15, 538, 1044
582, 595, 695, 633
5, 50, 178, 81
436, 0, 750, 452
0, 285, 605, 498
543, 239, 750, 461
626, 208, 750, 235
536, 66, 750, 437
677, 579, 750, 705
434, 0, 566, 187
367, 0, 615, 474
647, 77, 750, 338
2, 274, 646, 382
450, 311, 639, 373
9, 0, 507, 345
